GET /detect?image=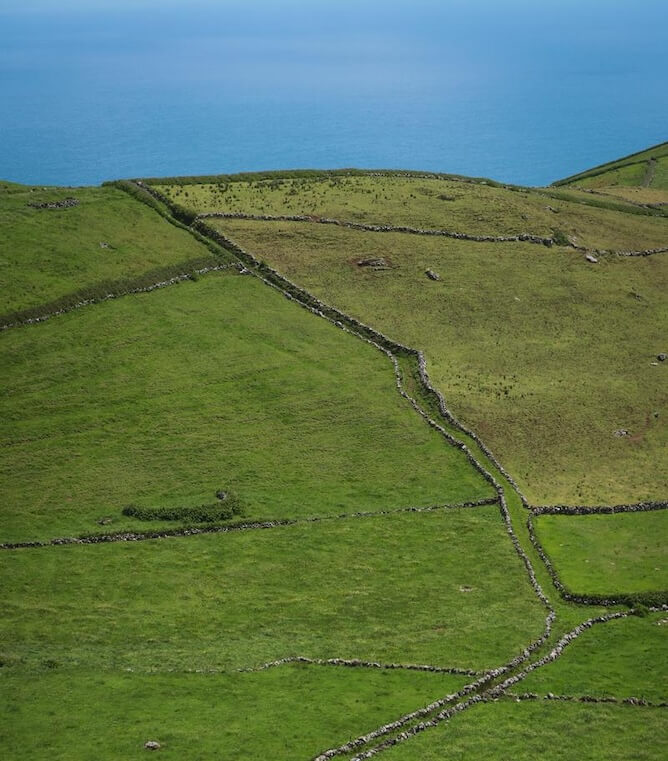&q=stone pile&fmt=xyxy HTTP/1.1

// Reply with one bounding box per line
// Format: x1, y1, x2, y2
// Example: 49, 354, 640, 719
28, 197, 79, 210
